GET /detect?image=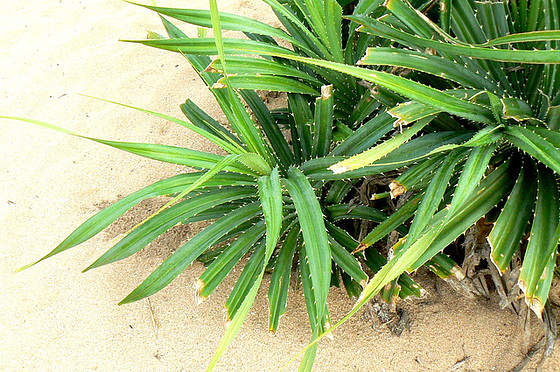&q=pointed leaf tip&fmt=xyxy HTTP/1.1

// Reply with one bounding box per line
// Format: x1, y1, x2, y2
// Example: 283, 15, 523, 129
352, 243, 368, 254
15, 261, 36, 273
